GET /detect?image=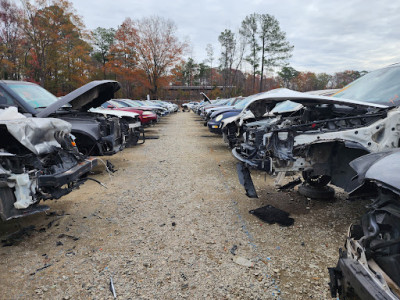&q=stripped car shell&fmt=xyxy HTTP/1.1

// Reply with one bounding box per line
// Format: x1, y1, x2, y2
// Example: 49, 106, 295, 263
0, 107, 97, 220
231, 62, 400, 197
329, 149, 400, 300
89, 107, 144, 146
